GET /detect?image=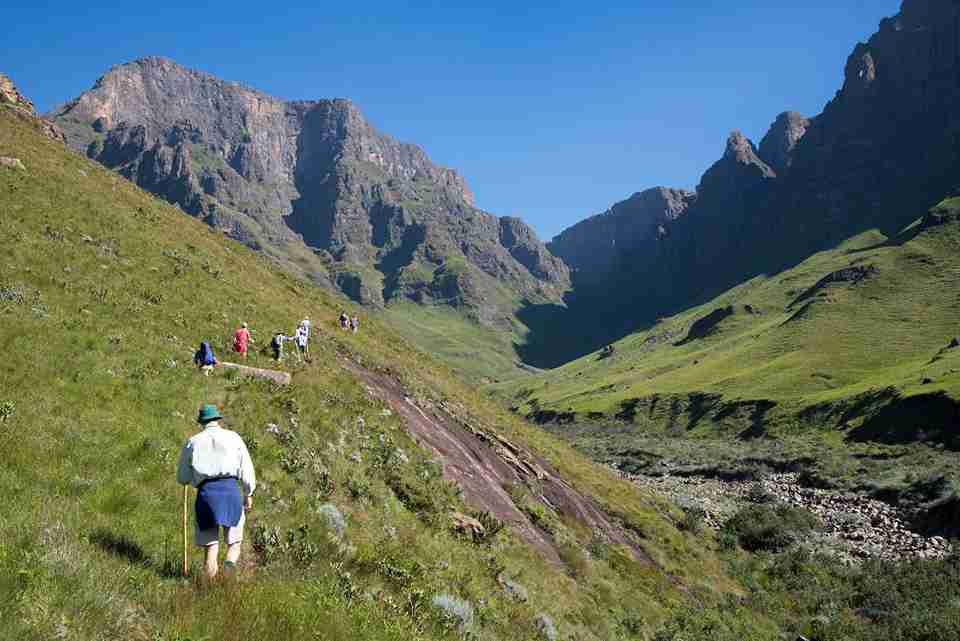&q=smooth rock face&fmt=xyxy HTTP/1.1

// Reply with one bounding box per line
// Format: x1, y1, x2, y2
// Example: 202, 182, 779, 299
51, 57, 568, 314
